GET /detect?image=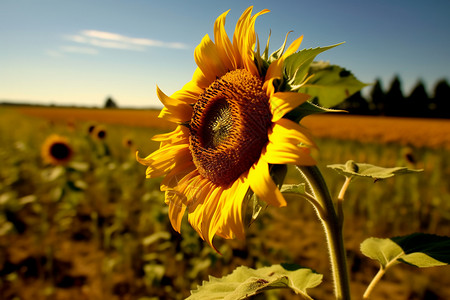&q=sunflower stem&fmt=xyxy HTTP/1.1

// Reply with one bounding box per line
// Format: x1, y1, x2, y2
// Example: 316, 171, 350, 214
337, 176, 352, 227
297, 166, 351, 300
